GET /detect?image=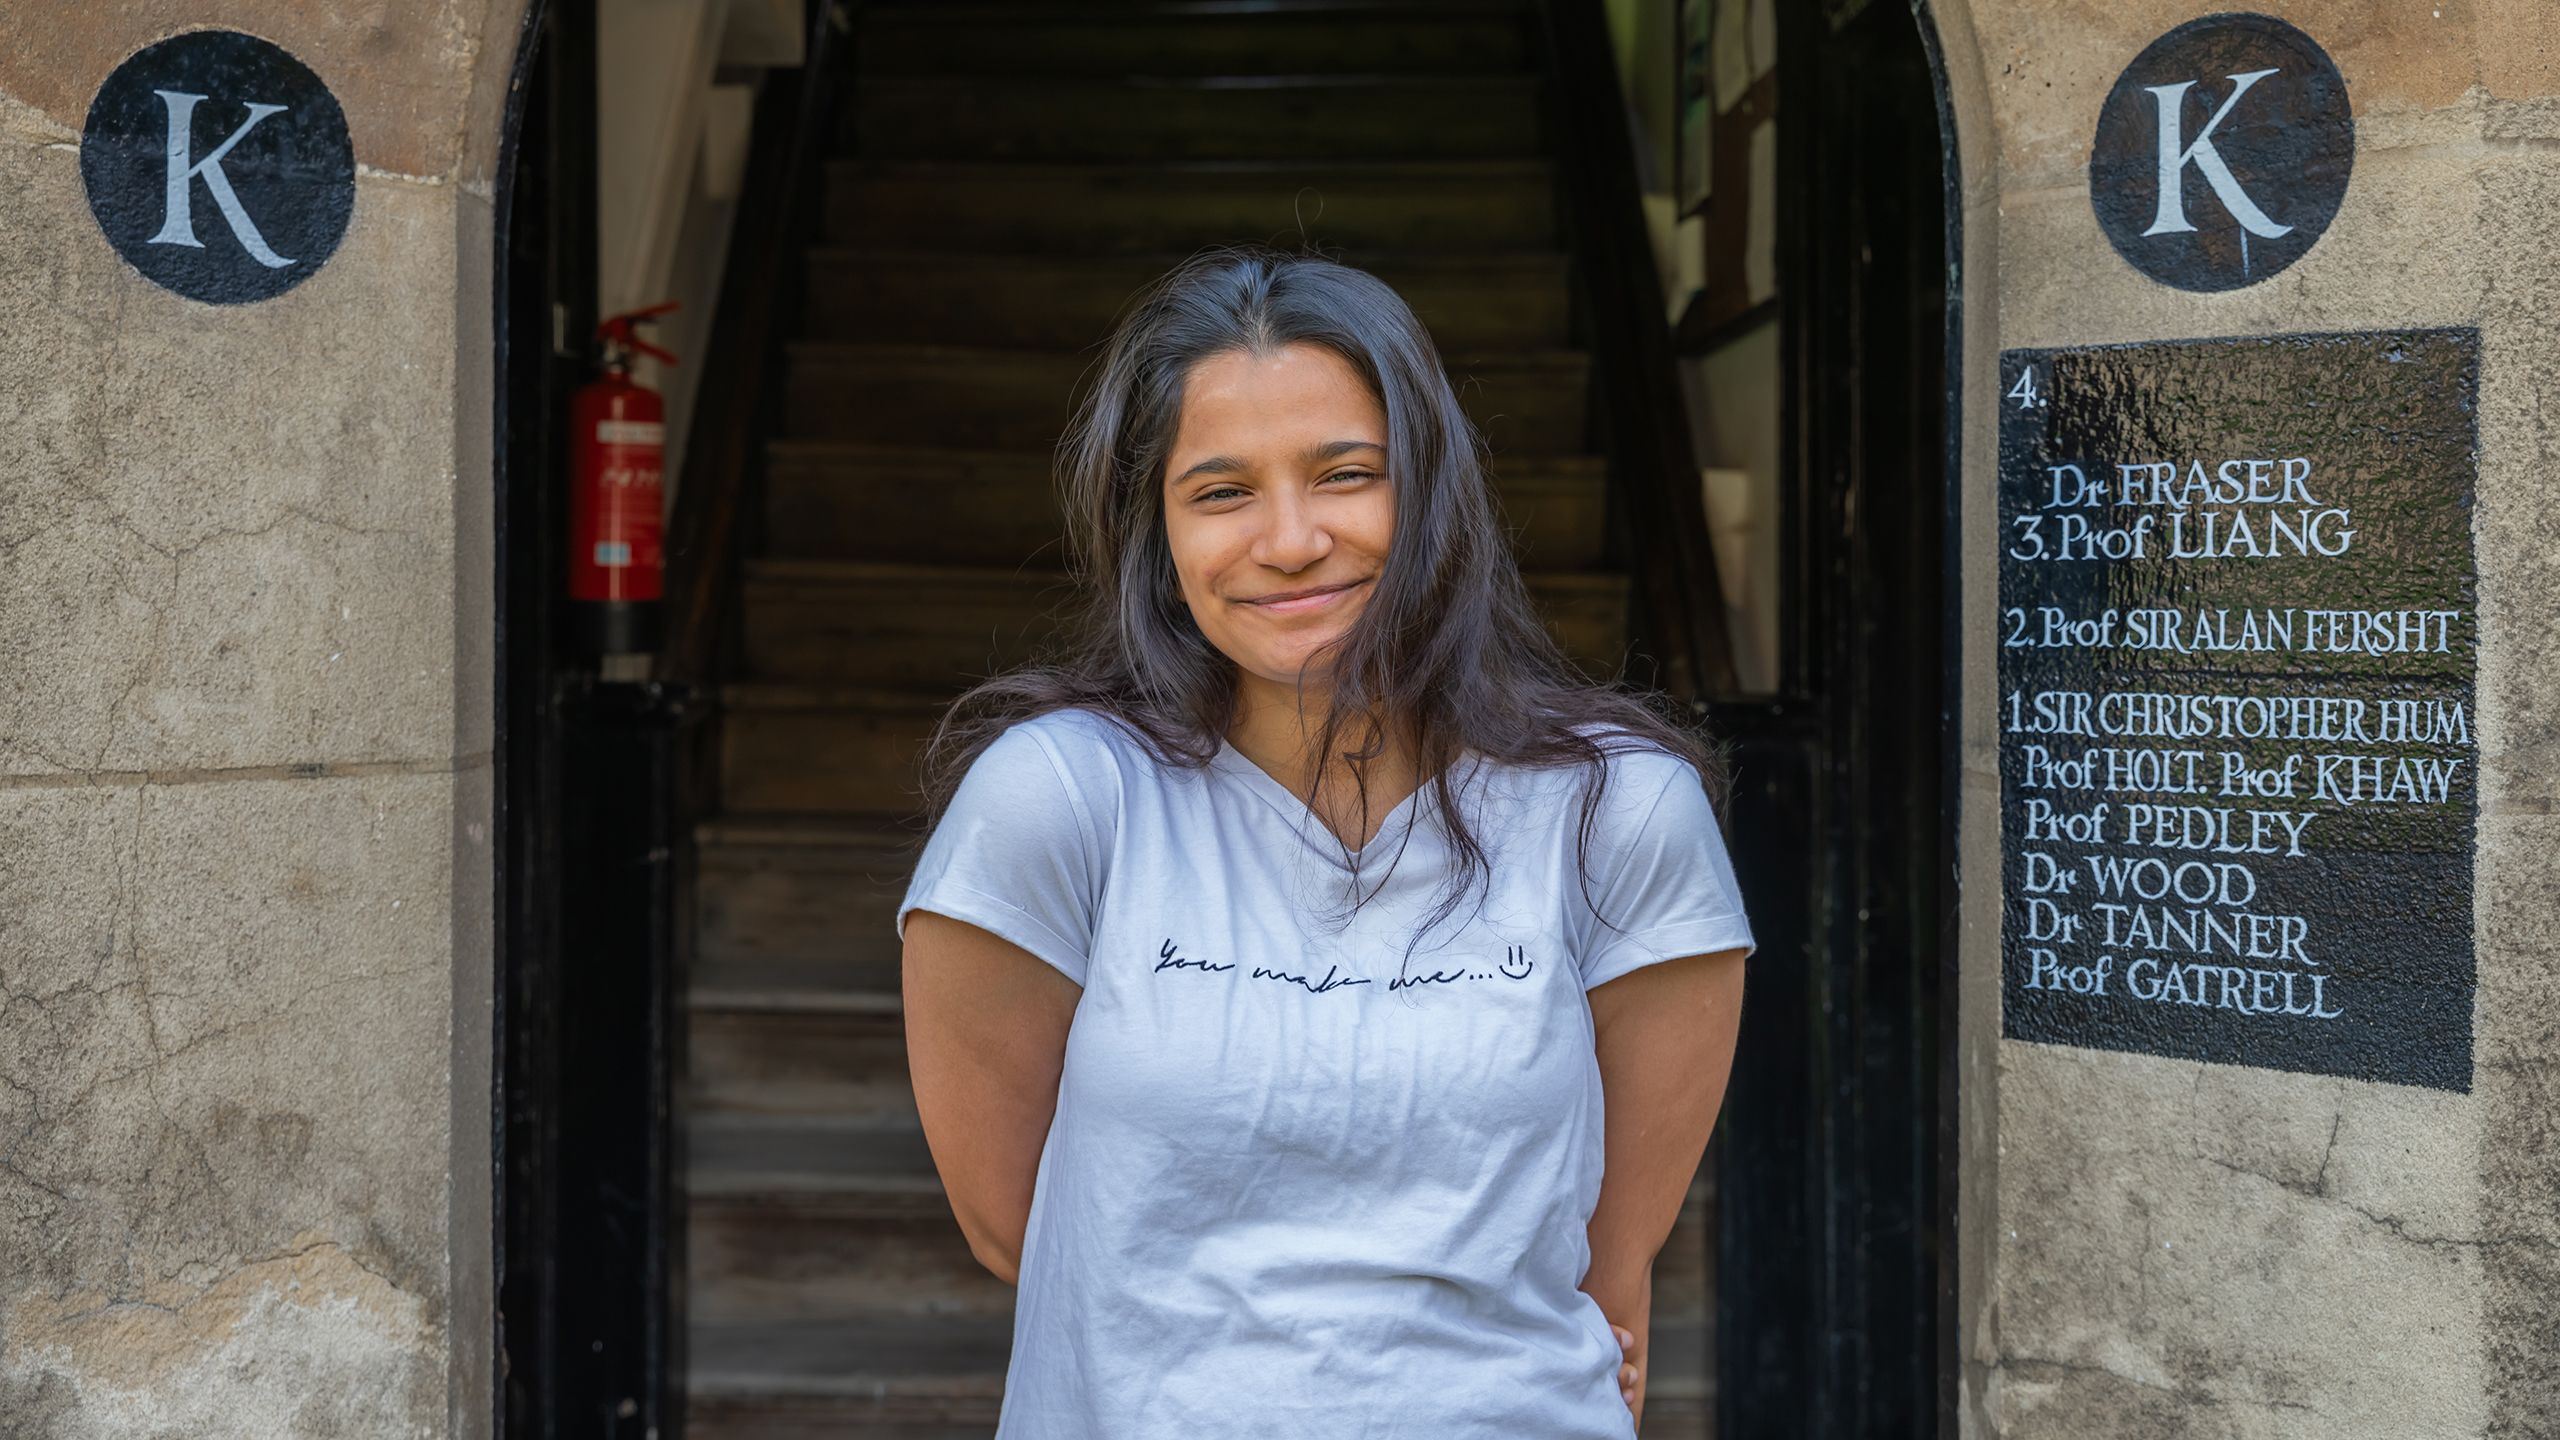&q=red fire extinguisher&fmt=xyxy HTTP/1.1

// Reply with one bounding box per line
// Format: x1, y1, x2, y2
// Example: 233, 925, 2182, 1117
571, 301, 677, 654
